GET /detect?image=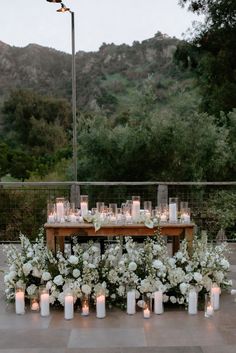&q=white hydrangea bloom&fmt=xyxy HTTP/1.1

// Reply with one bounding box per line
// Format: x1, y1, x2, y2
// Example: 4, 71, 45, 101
53, 275, 64, 286
72, 269, 81, 278
193, 272, 203, 282
27, 284, 37, 296
42, 272, 51, 281
22, 262, 33, 276
68, 255, 79, 265
128, 262, 137, 271
82, 284, 91, 295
